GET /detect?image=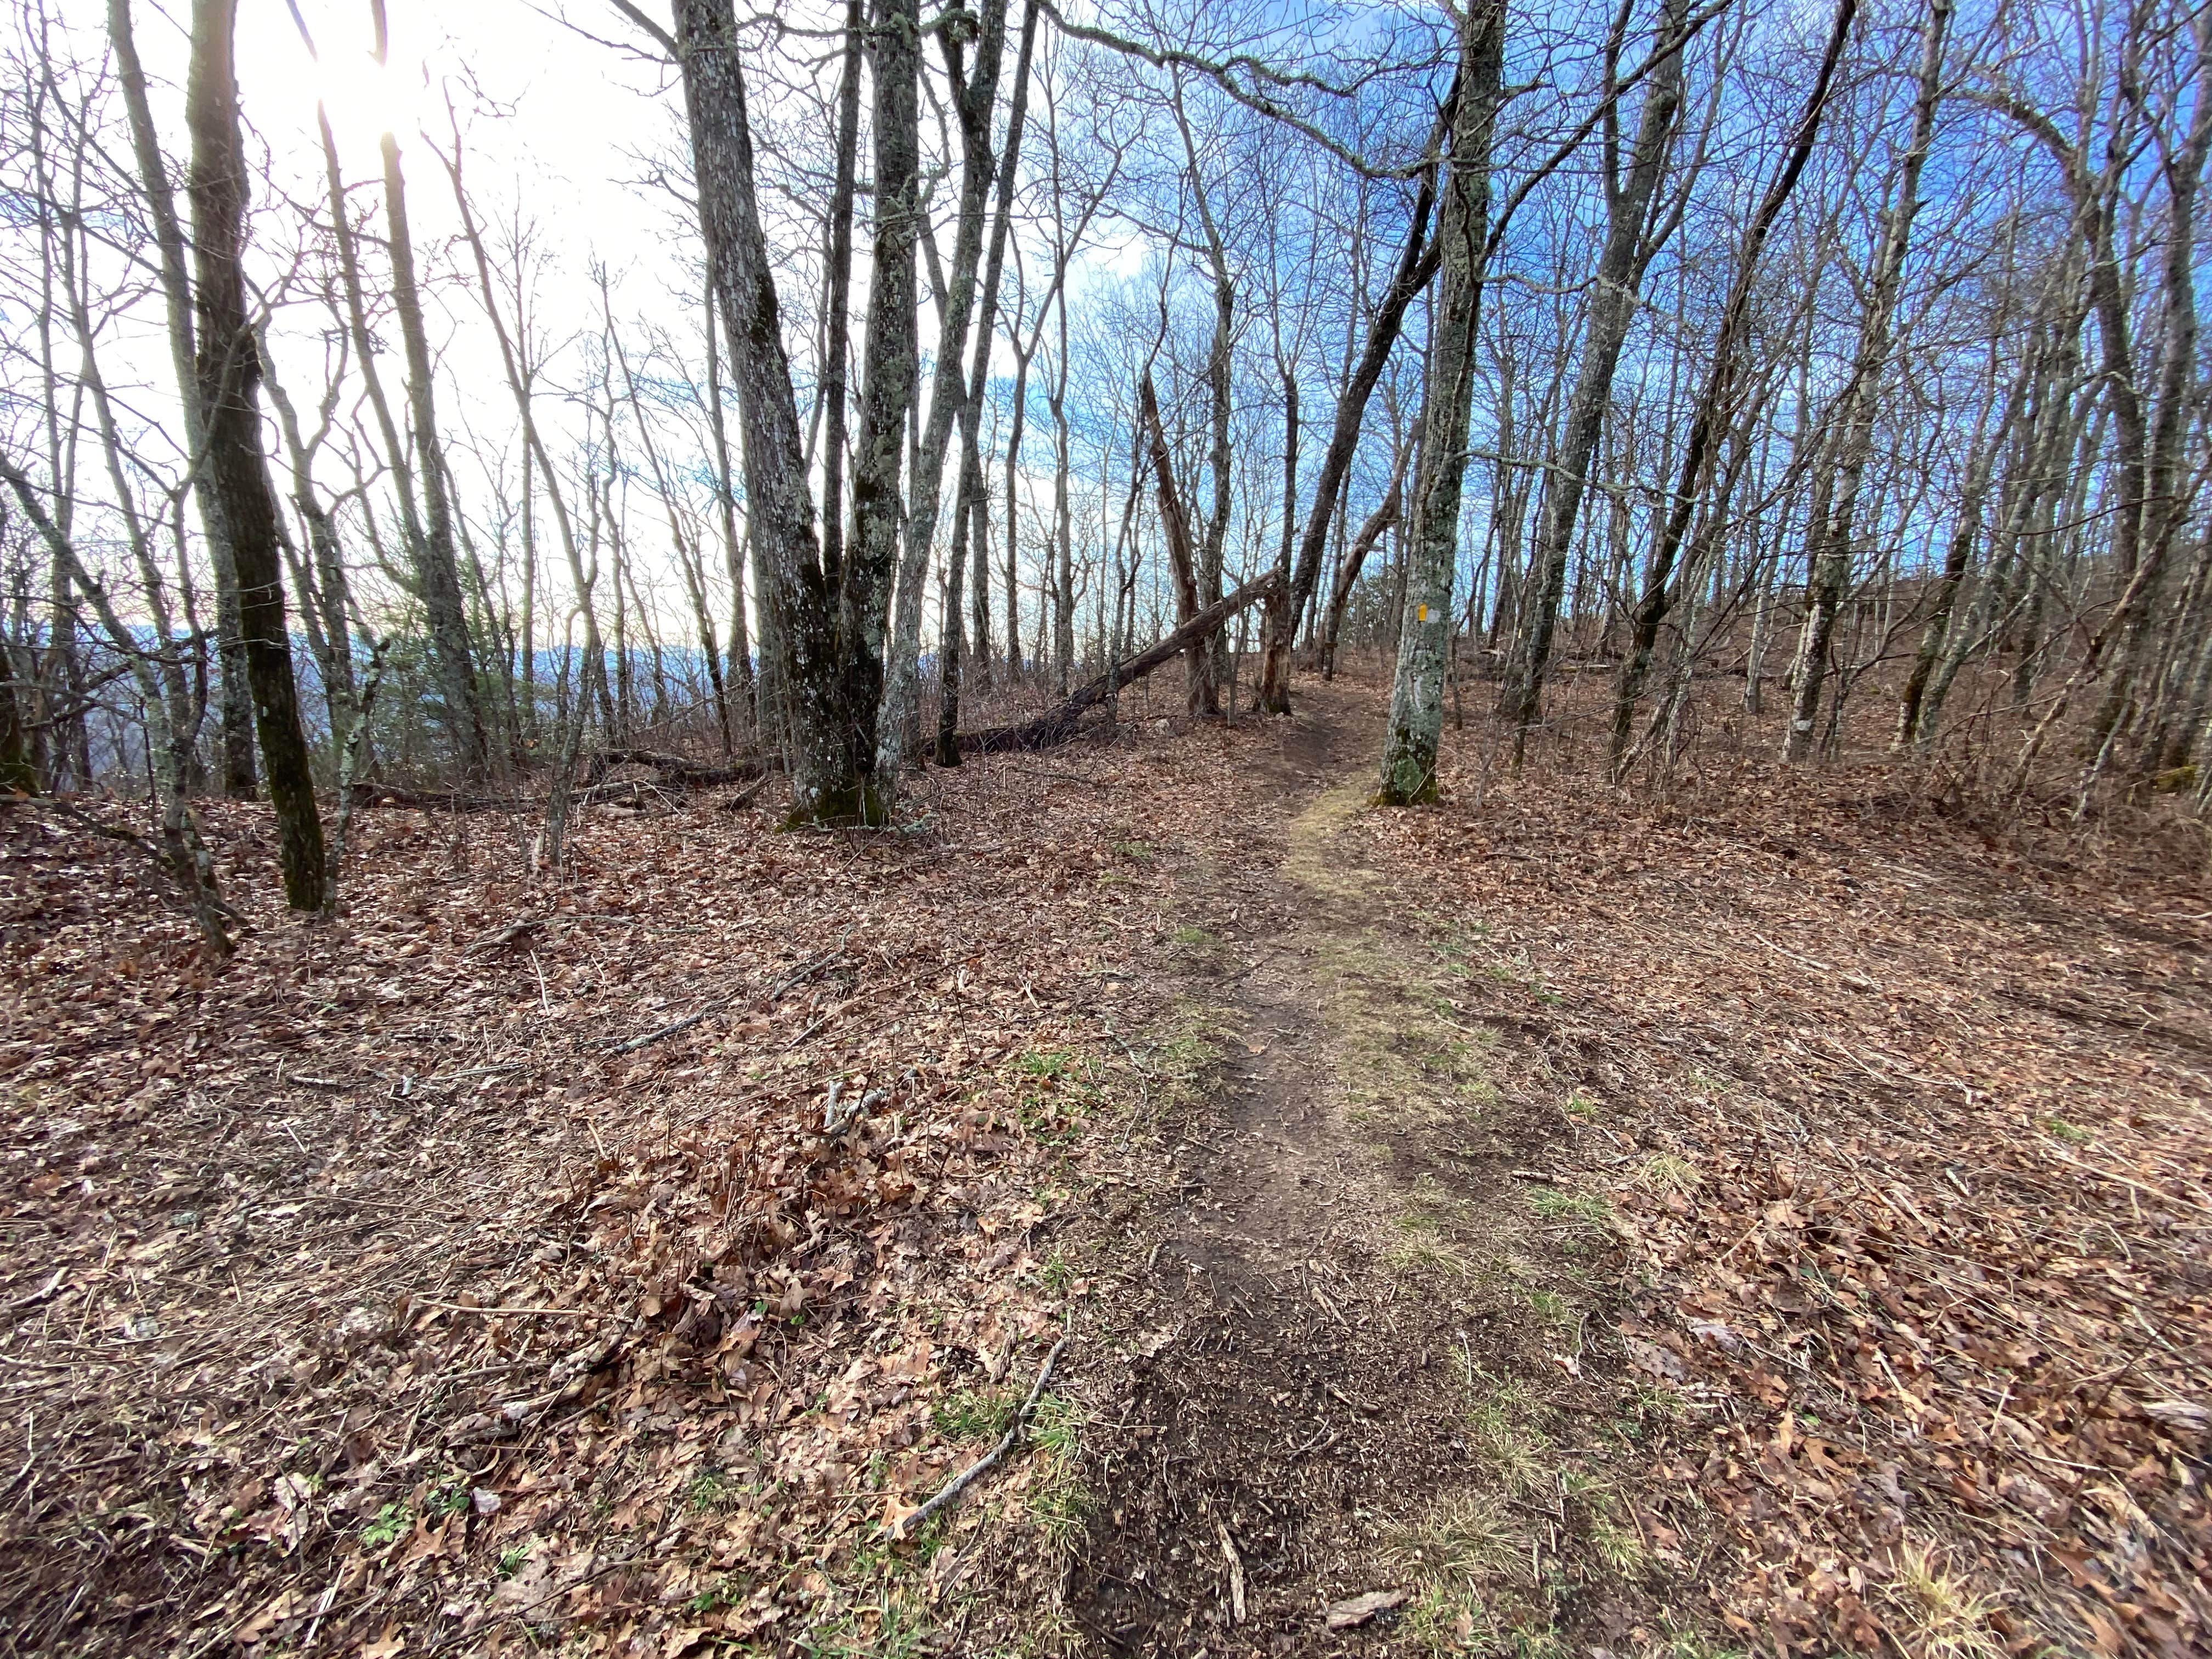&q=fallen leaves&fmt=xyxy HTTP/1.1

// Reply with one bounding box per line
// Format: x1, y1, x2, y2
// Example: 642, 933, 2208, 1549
0, 740, 1165, 1654
1357, 717, 2212, 1657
